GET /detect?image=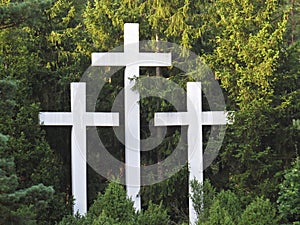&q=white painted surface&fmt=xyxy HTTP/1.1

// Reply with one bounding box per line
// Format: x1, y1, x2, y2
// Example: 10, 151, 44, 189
39, 83, 119, 215
155, 82, 227, 225
92, 23, 171, 210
